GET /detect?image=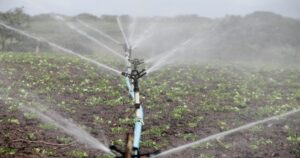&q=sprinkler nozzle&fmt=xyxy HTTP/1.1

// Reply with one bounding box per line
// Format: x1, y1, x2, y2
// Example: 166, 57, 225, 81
121, 72, 129, 77
122, 69, 146, 80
